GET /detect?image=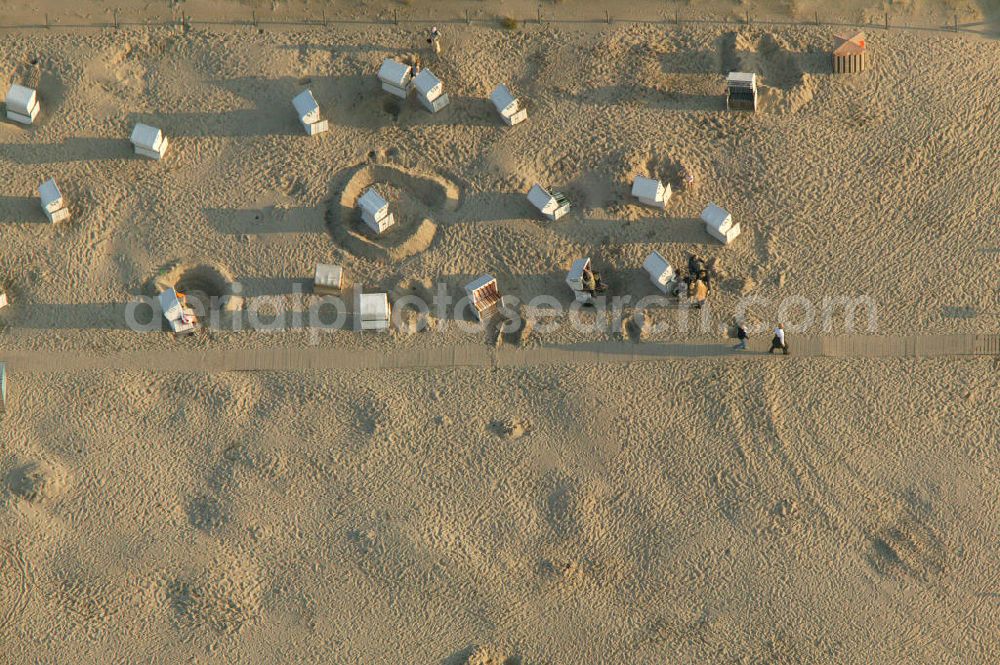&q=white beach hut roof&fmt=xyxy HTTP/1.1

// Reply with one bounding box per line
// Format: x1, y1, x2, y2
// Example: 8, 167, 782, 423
358, 188, 388, 216
38, 178, 63, 211
726, 72, 757, 86
566, 257, 590, 283
5, 84, 36, 113
464, 274, 496, 297
700, 203, 733, 232
412, 69, 442, 97
158, 288, 185, 322
131, 123, 163, 150
490, 84, 517, 113
378, 59, 411, 87
292, 90, 320, 118
631, 176, 662, 200
527, 184, 555, 211
359, 292, 390, 321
